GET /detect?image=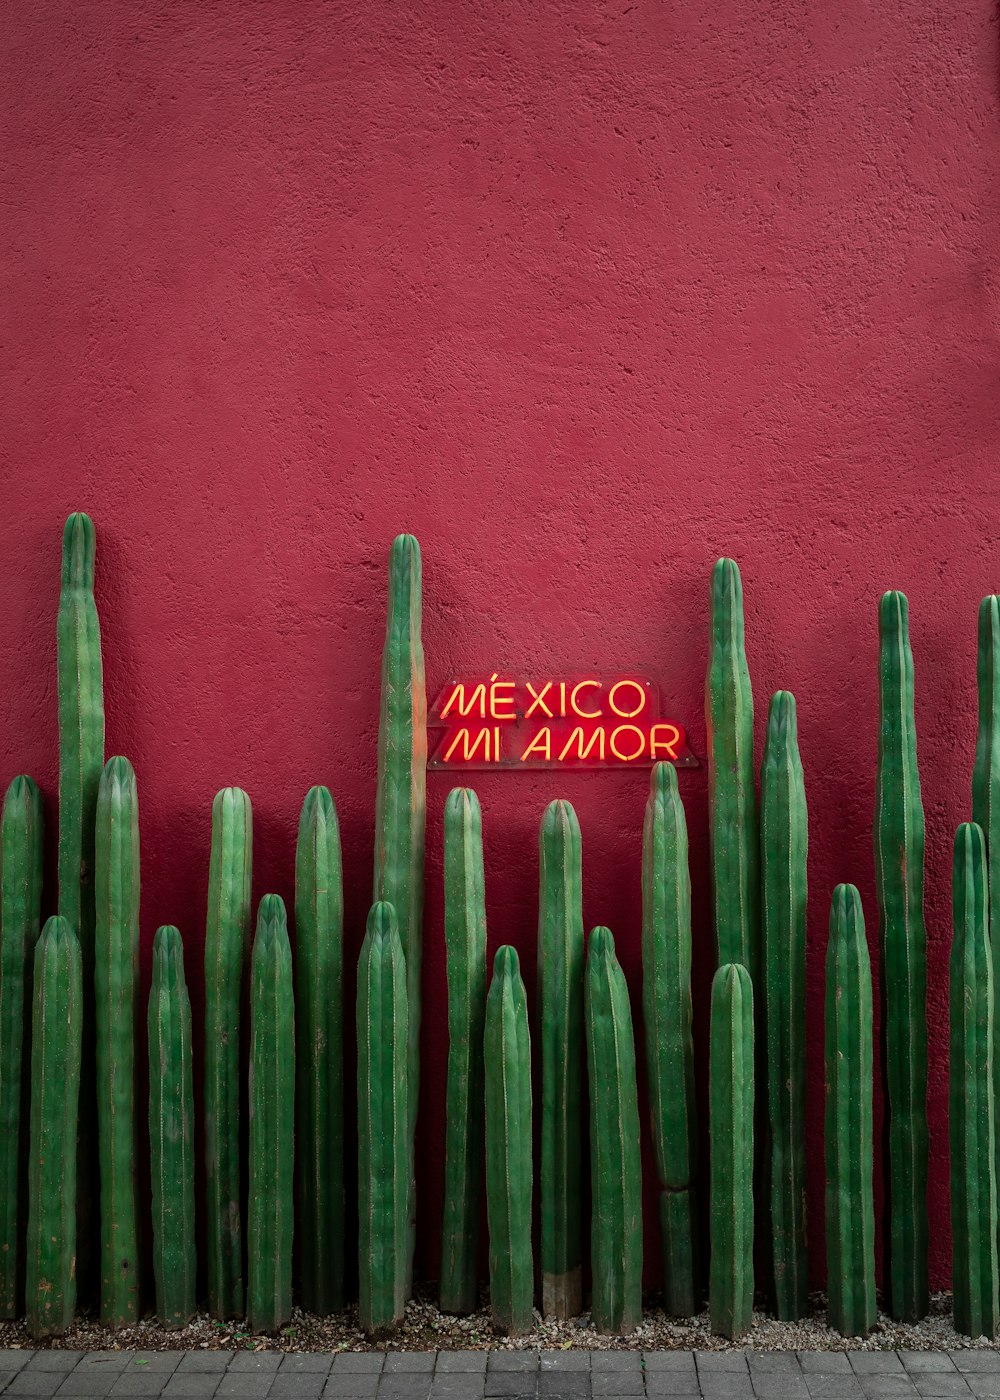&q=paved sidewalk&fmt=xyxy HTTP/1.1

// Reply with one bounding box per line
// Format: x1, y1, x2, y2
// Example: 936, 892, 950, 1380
1, 1350, 998, 1399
